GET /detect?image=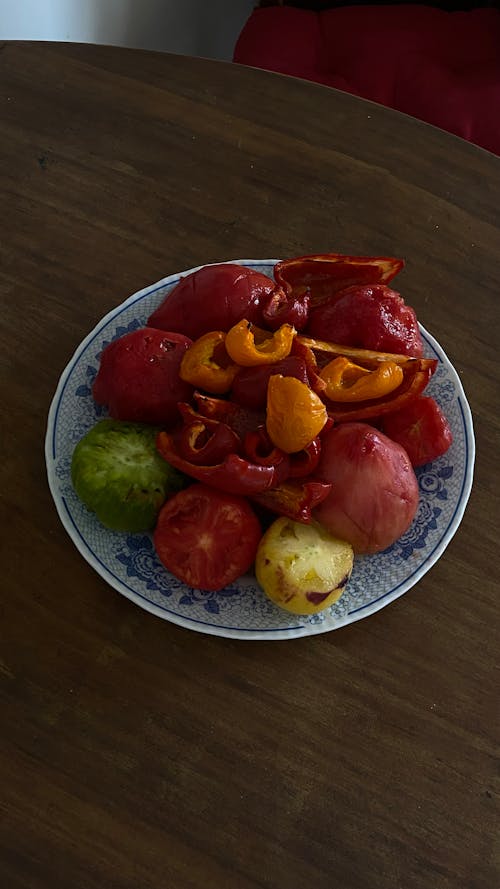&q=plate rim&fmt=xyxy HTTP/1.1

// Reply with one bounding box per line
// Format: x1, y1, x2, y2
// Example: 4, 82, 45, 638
45, 259, 475, 641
